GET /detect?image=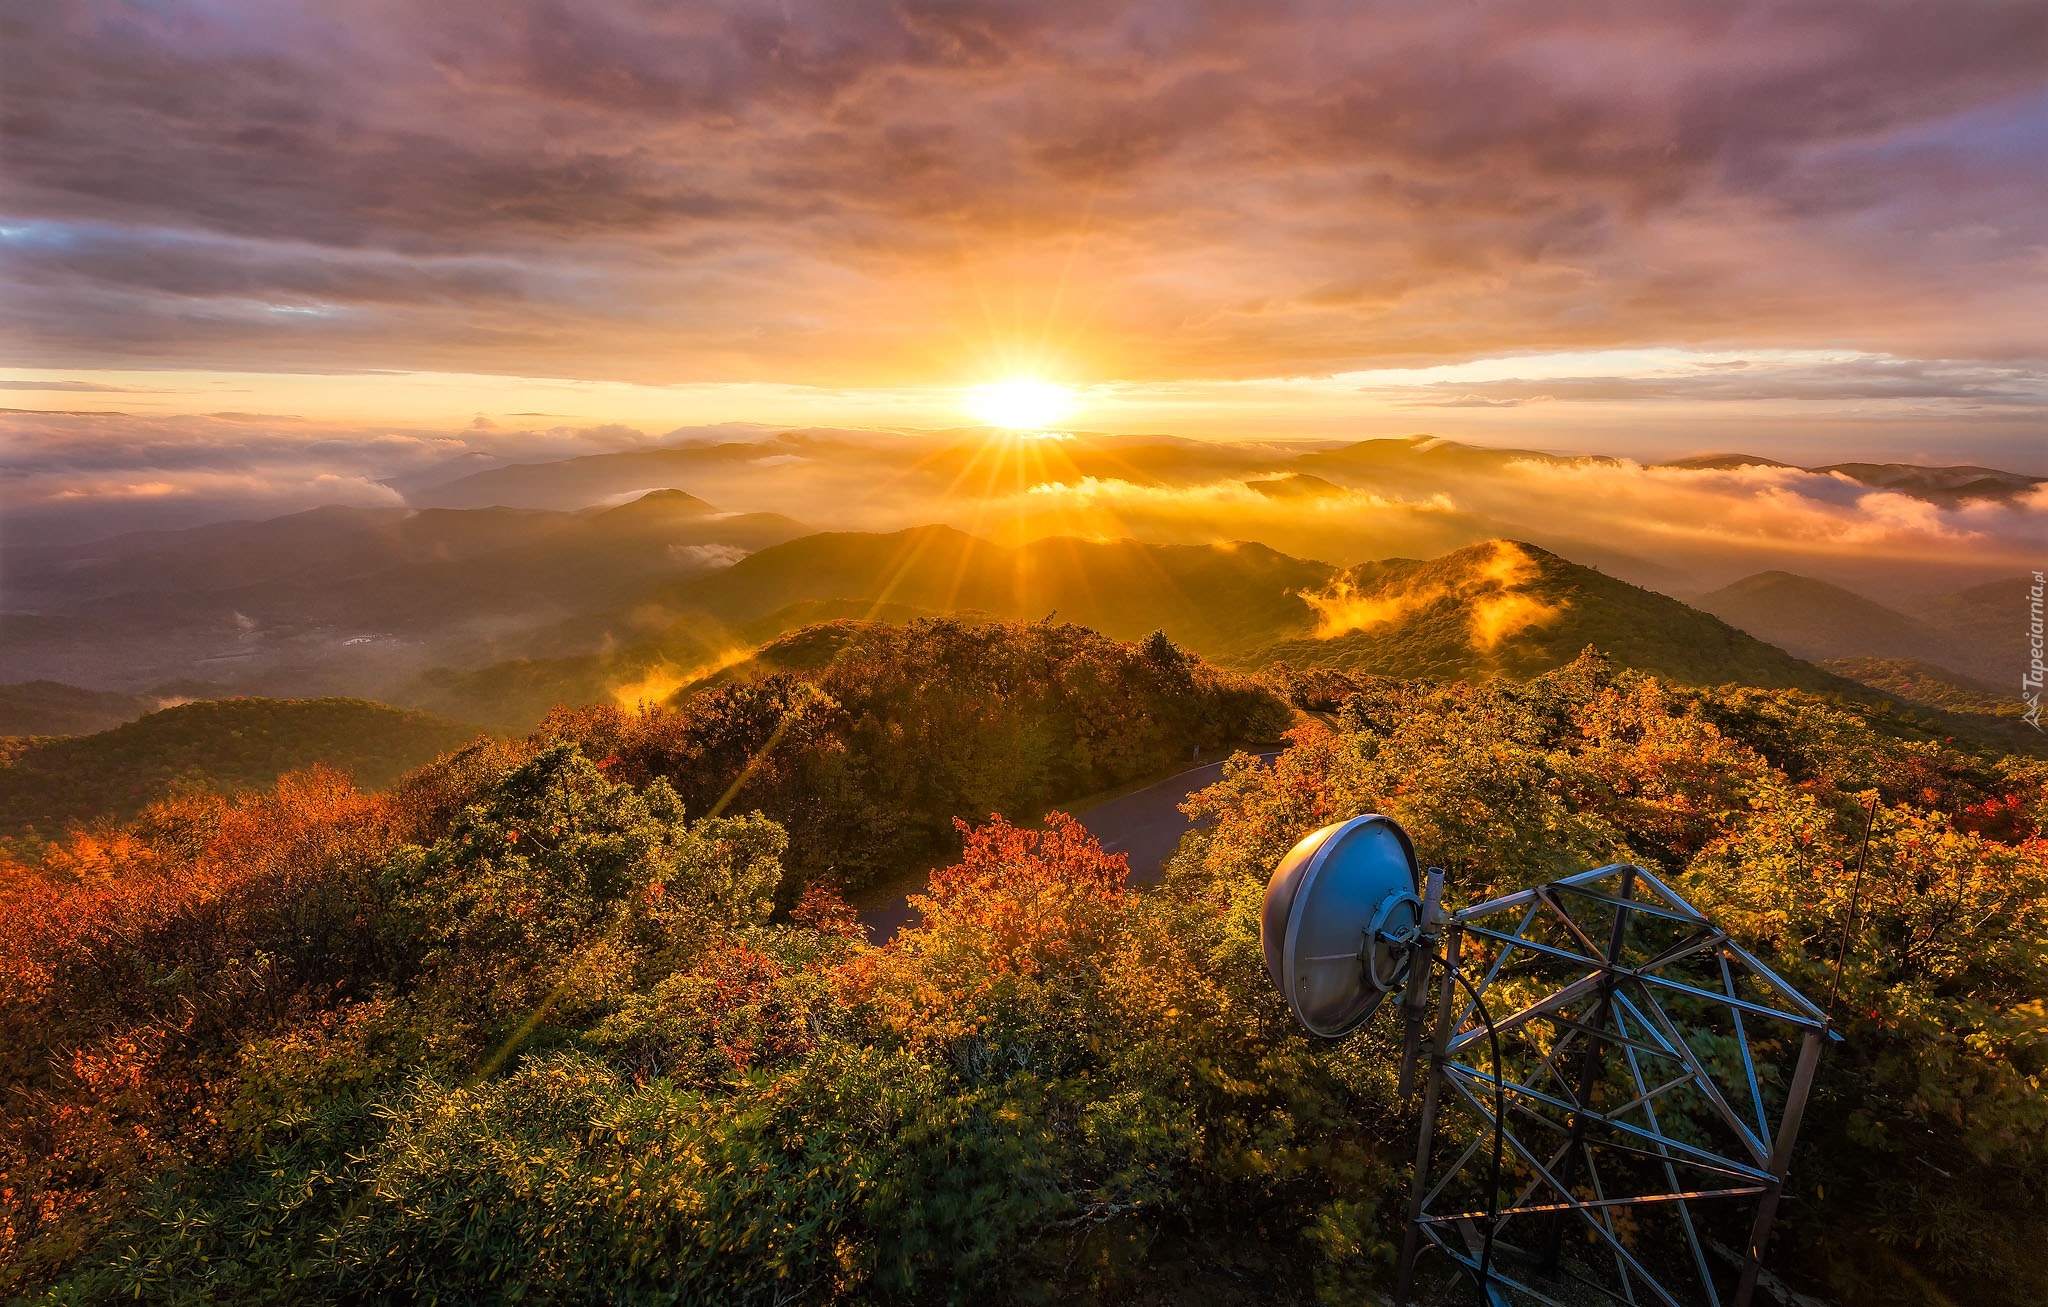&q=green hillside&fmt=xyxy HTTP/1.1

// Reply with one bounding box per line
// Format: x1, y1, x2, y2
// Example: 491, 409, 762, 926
402, 601, 944, 729
1695, 569, 2028, 687
0, 698, 484, 840
8, 638, 2043, 1307
1923, 575, 2034, 684
663, 525, 1331, 662
0, 681, 156, 736
1820, 656, 2022, 717
1695, 571, 1945, 661
425, 531, 1892, 726
677, 530, 1863, 690
586, 616, 1289, 889
1261, 540, 1846, 689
